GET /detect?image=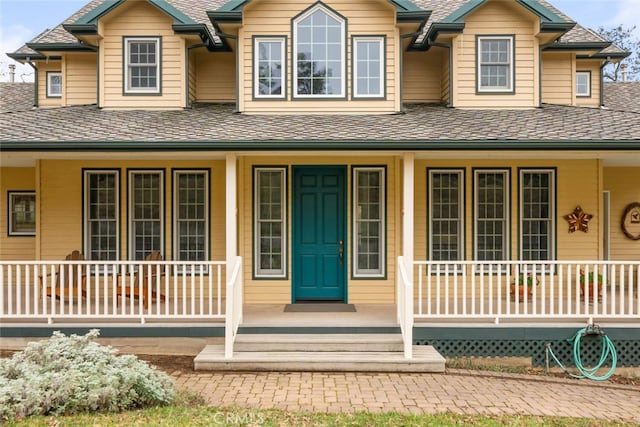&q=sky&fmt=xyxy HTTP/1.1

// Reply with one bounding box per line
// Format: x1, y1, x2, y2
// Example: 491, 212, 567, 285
1, 0, 639, 82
